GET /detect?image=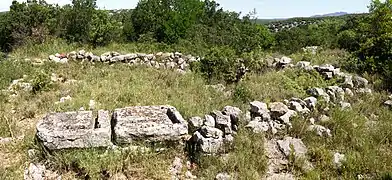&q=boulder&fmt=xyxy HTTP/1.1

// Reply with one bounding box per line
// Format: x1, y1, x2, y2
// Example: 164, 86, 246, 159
342, 75, 354, 88
200, 126, 224, 138
296, 61, 311, 68
278, 110, 297, 124
385, 100, 392, 108
353, 76, 369, 88
222, 106, 242, 125
36, 110, 112, 150
334, 153, 346, 167
245, 121, 269, 133
277, 137, 307, 158
250, 101, 269, 116
269, 102, 289, 118
113, 106, 188, 144
189, 116, 204, 130
212, 111, 232, 134
193, 132, 223, 154
204, 115, 216, 127
304, 97, 317, 109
